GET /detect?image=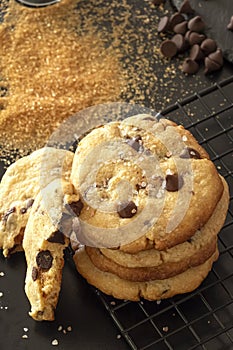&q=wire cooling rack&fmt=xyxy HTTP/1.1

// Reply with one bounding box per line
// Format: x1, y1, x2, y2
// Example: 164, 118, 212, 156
96, 76, 233, 350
